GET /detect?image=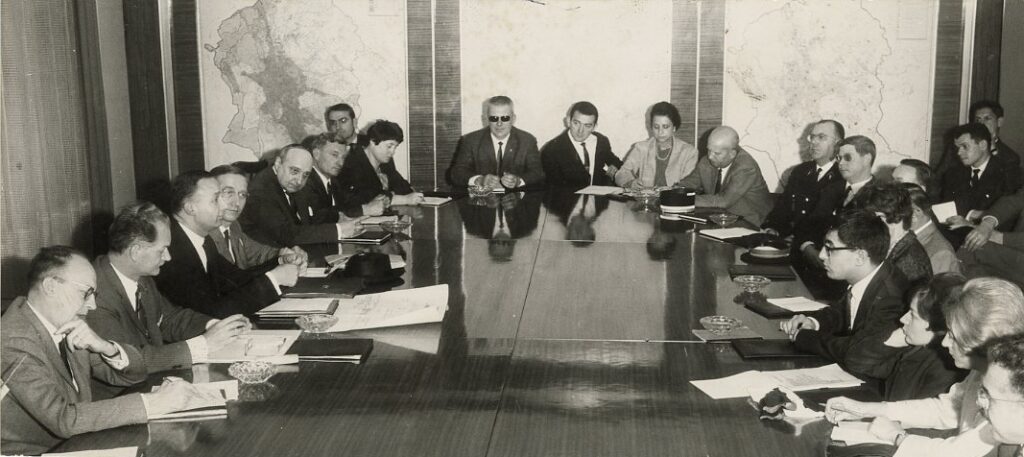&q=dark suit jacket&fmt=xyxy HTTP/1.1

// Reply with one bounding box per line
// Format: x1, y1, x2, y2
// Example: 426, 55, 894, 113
540, 131, 622, 189
678, 149, 773, 226
1, 298, 148, 455
939, 156, 1020, 215
793, 176, 873, 247
986, 187, 1024, 247
336, 148, 415, 213
292, 170, 342, 224
240, 167, 341, 246
762, 160, 843, 237
993, 140, 1023, 187
449, 127, 544, 188
794, 262, 909, 380
209, 221, 280, 271
88, 255, 211, 376
883, 345, 965, 401
155, 219, 279, 318
888, 231, 933, 285
458, 193, 543, 239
